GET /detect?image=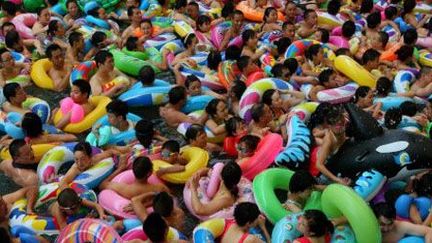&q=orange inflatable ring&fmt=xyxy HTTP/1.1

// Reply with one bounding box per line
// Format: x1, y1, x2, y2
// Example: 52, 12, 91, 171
236, 1, 284, 22
218, 60, 241, 89
380, 43, 402, 62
